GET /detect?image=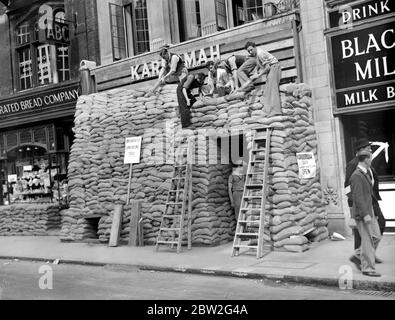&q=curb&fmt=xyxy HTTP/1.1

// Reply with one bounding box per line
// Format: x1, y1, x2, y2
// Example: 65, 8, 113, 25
1, 255, 394, 292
